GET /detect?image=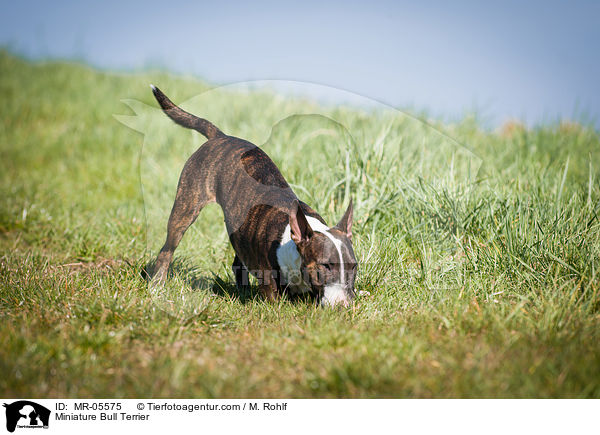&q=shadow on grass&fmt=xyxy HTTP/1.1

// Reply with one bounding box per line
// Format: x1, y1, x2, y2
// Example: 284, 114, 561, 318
141, 257, 318, 306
